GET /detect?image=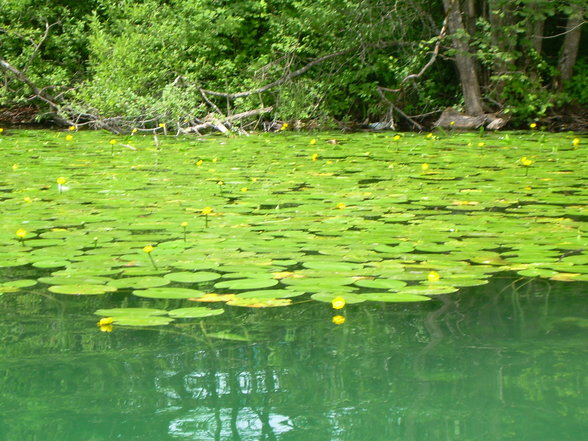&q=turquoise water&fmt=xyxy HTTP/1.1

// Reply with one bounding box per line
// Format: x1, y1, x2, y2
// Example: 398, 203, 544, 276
1, 275, 587, 440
